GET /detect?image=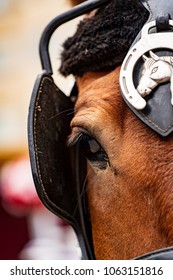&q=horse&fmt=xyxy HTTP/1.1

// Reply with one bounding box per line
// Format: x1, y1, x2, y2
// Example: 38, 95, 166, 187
29, 0, 173, 260
64, 0, 173, 259
68, 70, 173, 260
